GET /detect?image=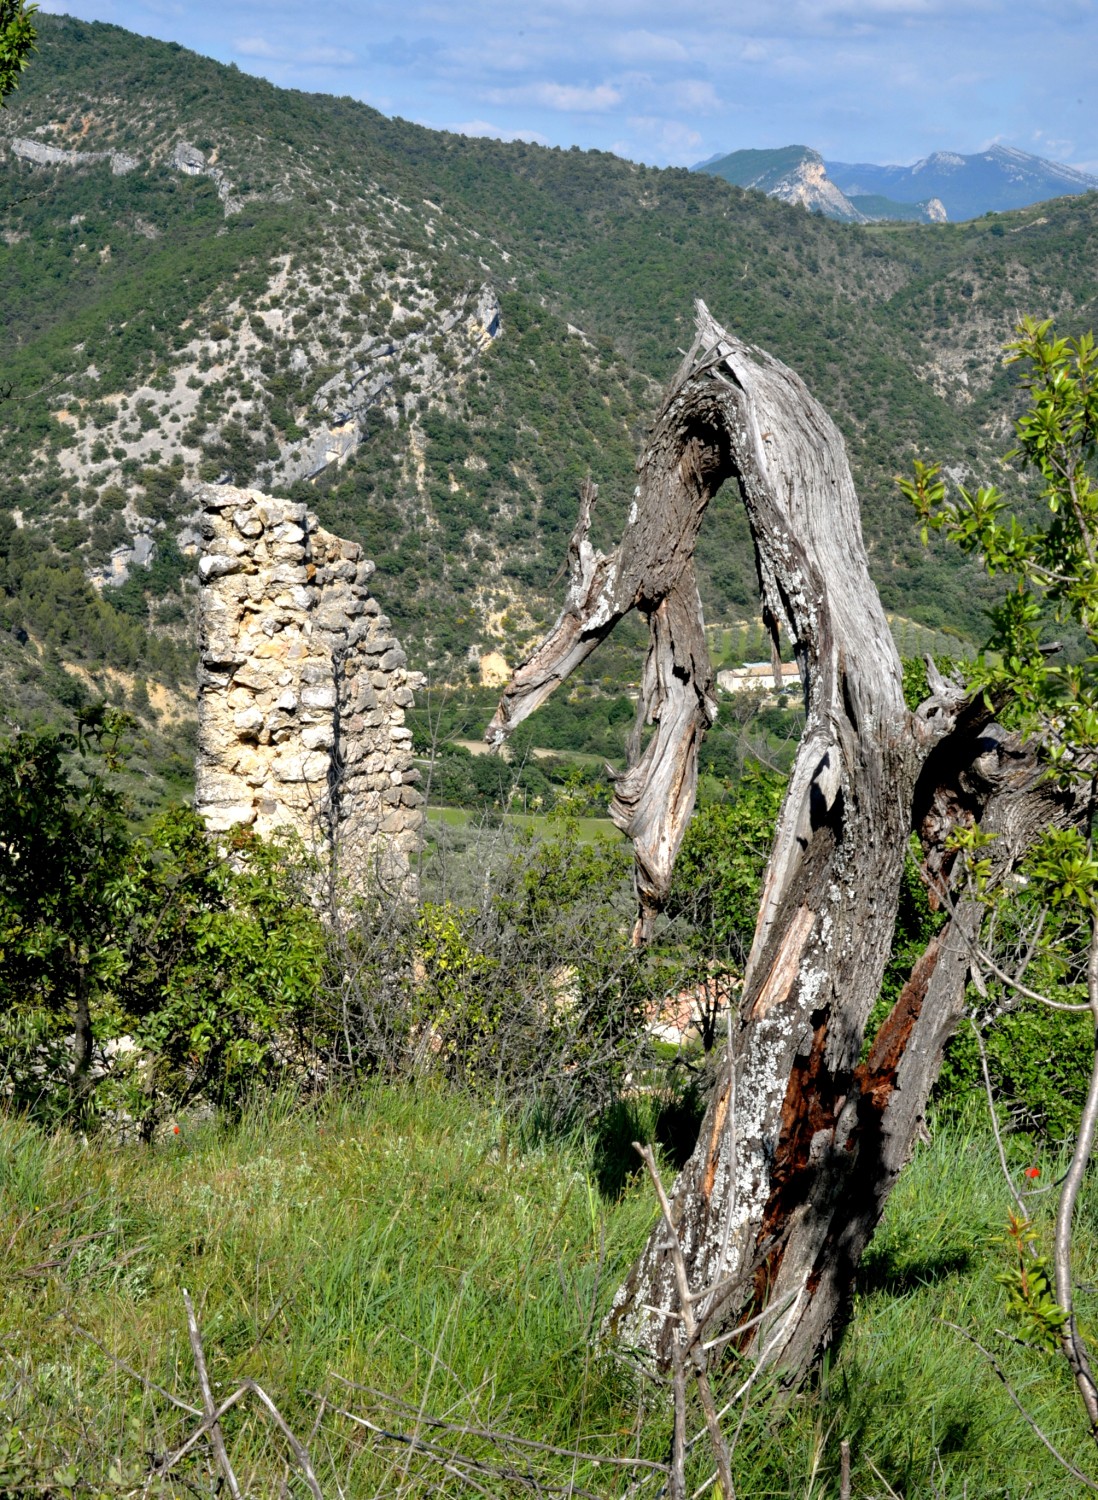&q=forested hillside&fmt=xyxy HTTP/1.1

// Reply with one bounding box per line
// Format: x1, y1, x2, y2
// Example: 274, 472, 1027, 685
2, 14, 1097, 795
